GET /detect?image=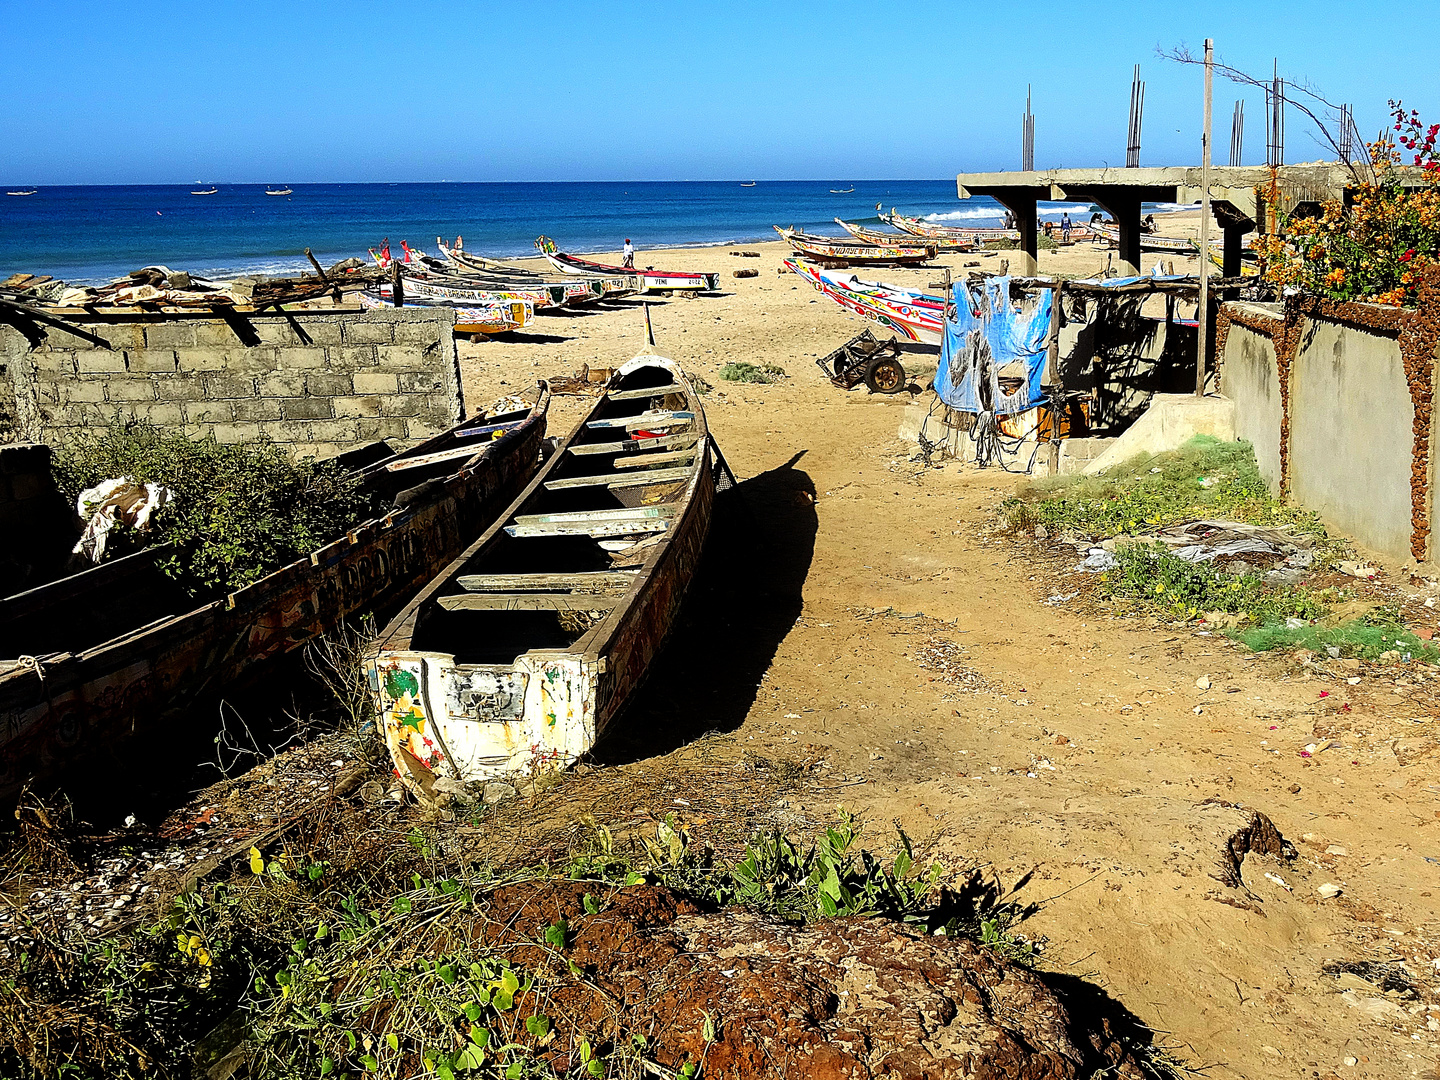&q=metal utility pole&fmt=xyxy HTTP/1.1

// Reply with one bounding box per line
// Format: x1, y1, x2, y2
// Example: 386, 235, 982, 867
1127, 65, 1146, 167
1339, 104, 1353, 163
1022, 85, 1035, 171
1229, 100, 1245, 167
1196, 39, 1213, 398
